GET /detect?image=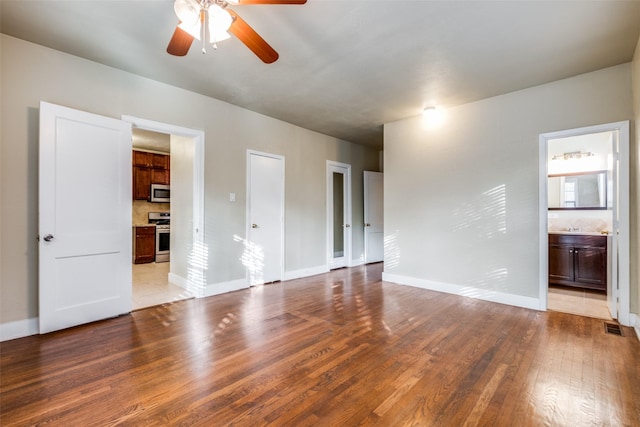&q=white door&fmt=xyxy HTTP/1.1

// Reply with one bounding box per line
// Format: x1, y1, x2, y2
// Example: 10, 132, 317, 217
247, 151, 284, 285
608, 131, 619, 318
609, 126, 630, 323
327, 162, 352, 269
39, 102, 132, 334
364, 171, 384, 263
